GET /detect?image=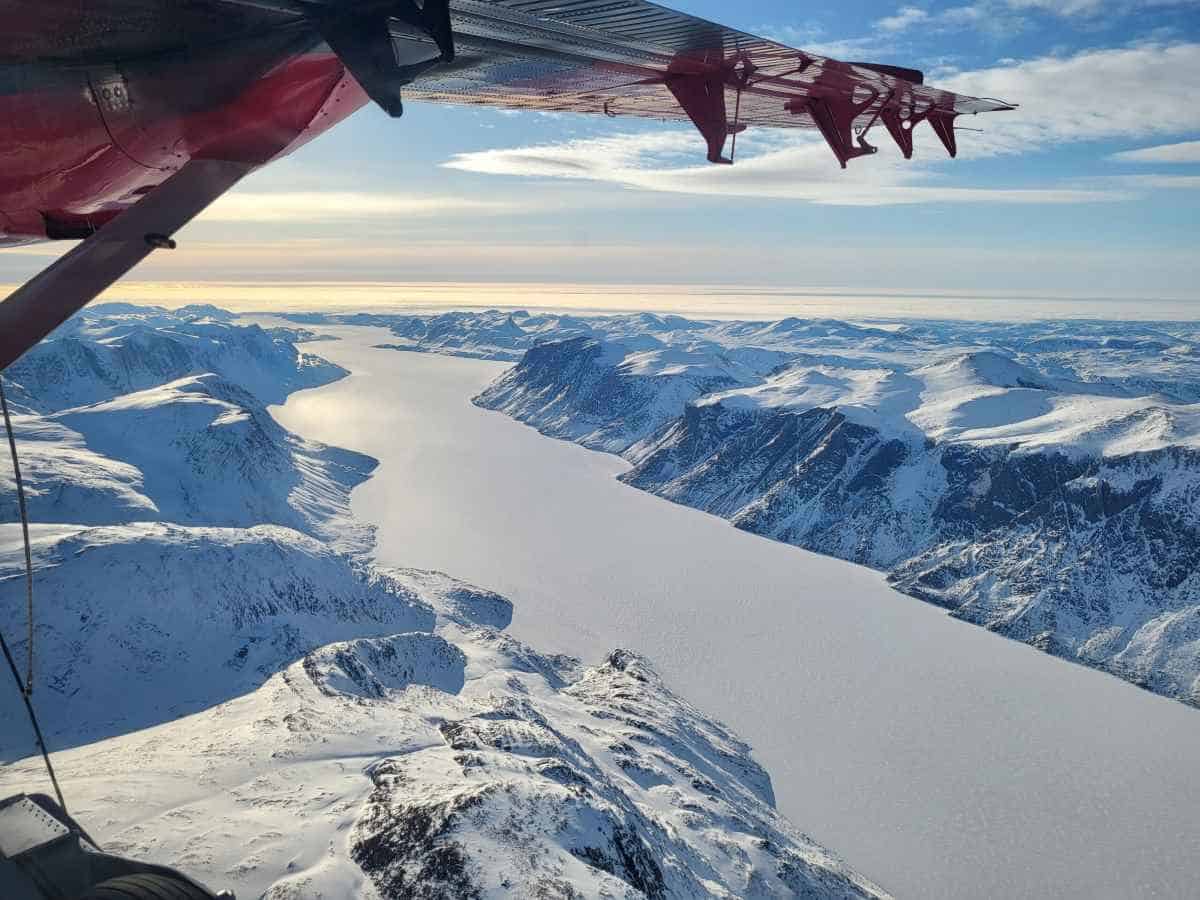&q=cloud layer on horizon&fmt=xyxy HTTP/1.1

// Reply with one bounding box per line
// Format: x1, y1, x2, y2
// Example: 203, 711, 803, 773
1108, 139, 1200, 163
201, 192, 520, 223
